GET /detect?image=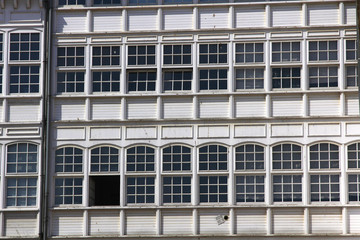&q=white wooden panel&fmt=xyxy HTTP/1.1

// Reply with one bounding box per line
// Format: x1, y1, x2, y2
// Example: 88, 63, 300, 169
0, 102, 4, 121
234, 125, 266, 138
235, 96, 265, 117
348, 208, 360, 233
272, 95, 302, 117
89, 211, 120, 236
163, 8, 193, 30
199, 209, 230, 235
308, 123, 341, 136
198, 125, 229, 138
5, 212, 37, 237
162, 210, 193, 235
271, 5, 302, 27
199, 96, 229, 118
345, 3, 356, 25
7, 127, 39, 136
90, 127, 121, 139
91, 99, 121, 120
10, 12, 41, 22
52, 211, 83, 236
57, 12, 87, 33
308, 4, 339, 26
93, 11, 121, 32
271, 124, 303, 137
310, 208, 342, 234
346, 123, 360, 136
126, 211, 156, 235
346, 94, 359, 116
9, 101, 40, 122
199, 8, 228, 29
128, 10, 157, 31
236, 209, 266, 234
309, 94, 340, 116
126, 127, 157, 139
235, 6, 265, 28
272, 209, 304, 234
127, 98, 157, 119
56, 127, 86, 140
163, 97, 192, 119
161, 126, 193, 139
54, 100, 85, 121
